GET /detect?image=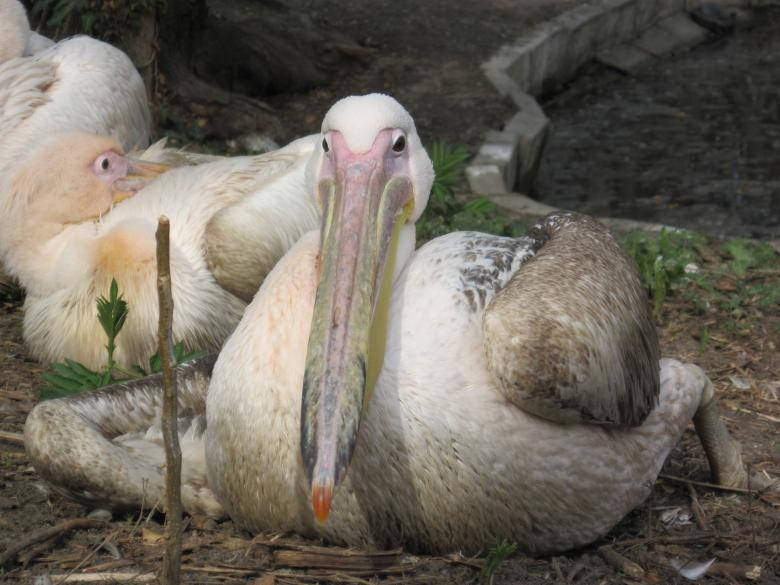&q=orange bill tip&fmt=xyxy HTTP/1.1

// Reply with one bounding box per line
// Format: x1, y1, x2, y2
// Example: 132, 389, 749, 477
312, 484, 333, 524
